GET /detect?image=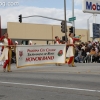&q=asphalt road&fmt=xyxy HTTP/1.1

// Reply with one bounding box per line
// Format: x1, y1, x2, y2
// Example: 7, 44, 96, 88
0, 63, 100, 100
